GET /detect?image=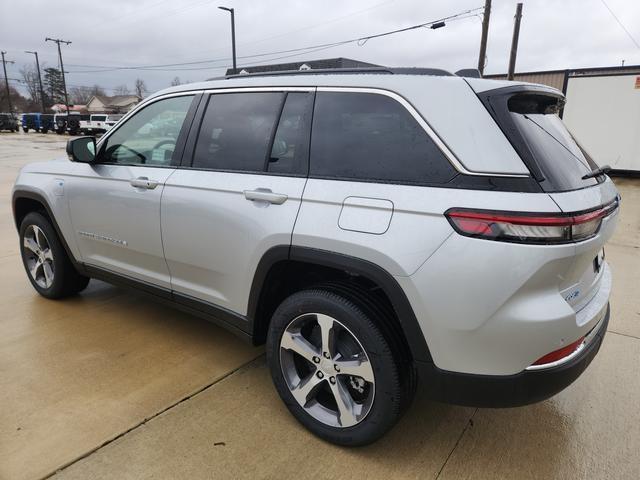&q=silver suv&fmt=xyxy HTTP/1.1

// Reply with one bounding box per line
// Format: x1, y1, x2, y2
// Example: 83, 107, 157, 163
12, 68, 620, 446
